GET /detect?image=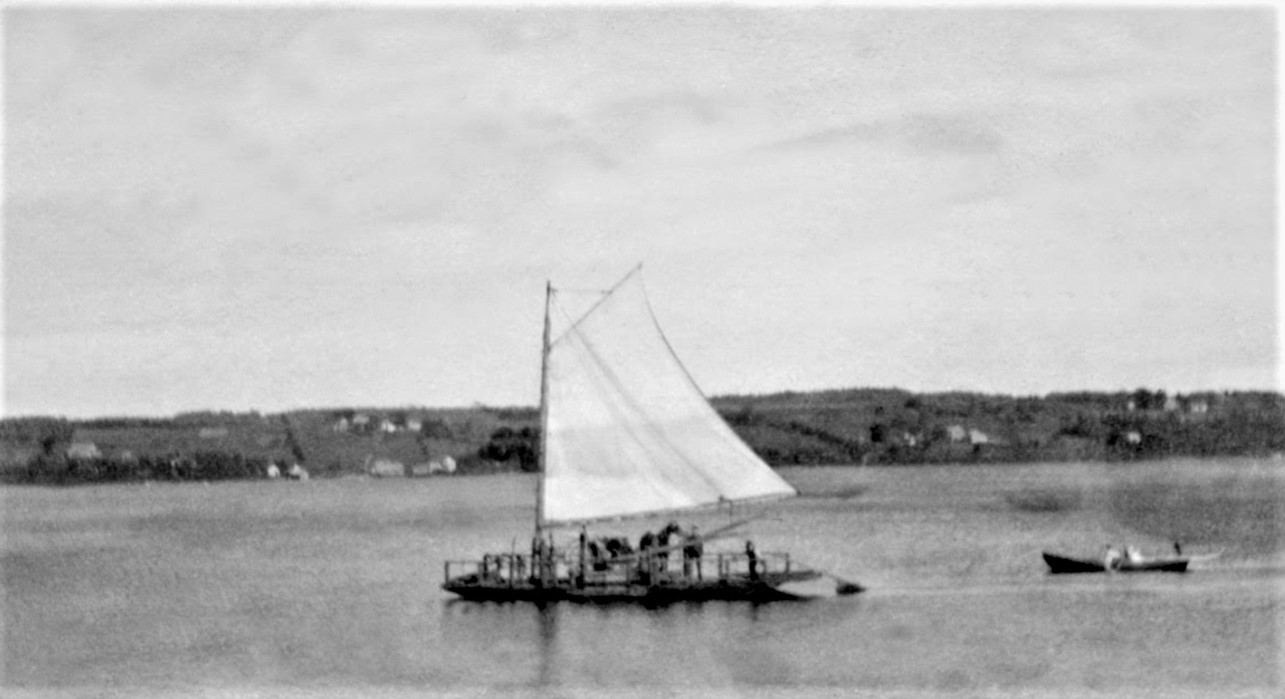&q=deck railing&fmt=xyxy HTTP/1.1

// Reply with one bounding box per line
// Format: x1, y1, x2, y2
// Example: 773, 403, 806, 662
445, 549, 792, 586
